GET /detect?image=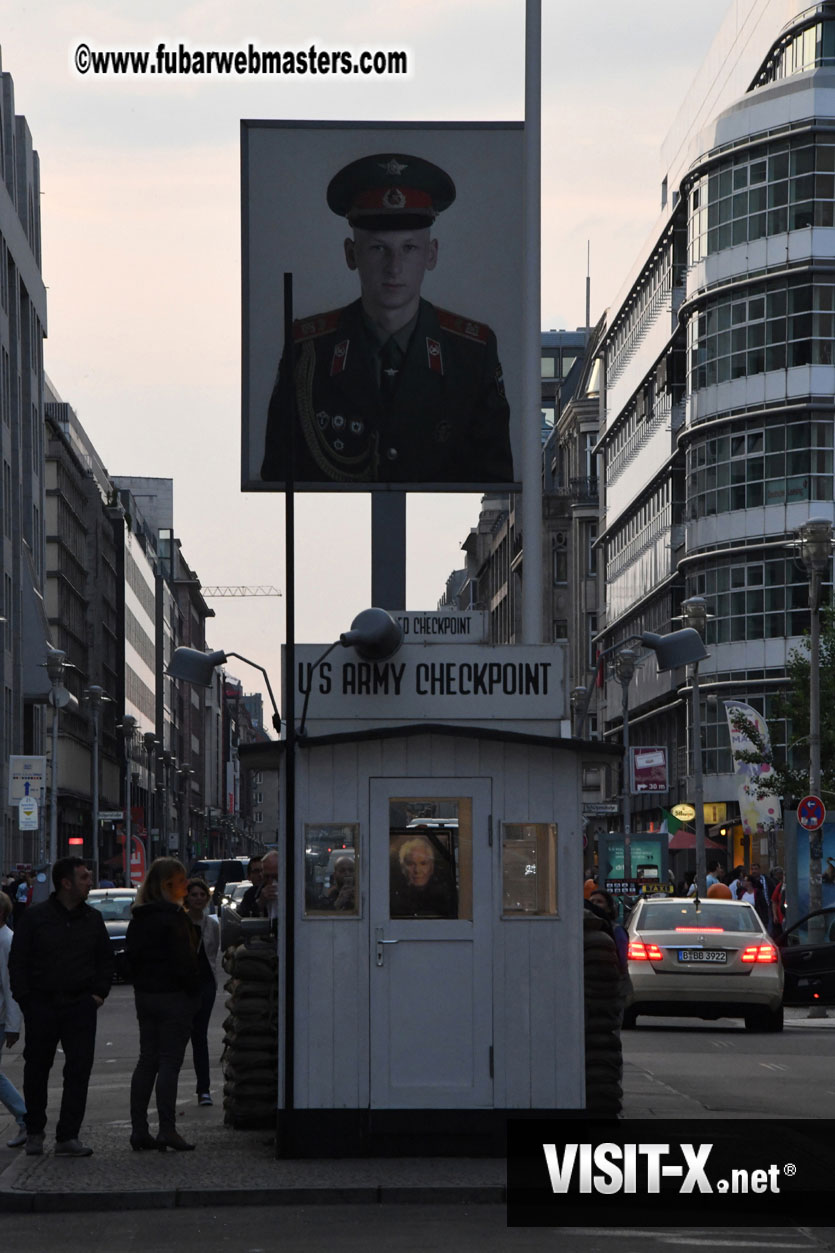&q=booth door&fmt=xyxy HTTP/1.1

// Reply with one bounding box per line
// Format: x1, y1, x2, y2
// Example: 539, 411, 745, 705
369, 778, 493, 1109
